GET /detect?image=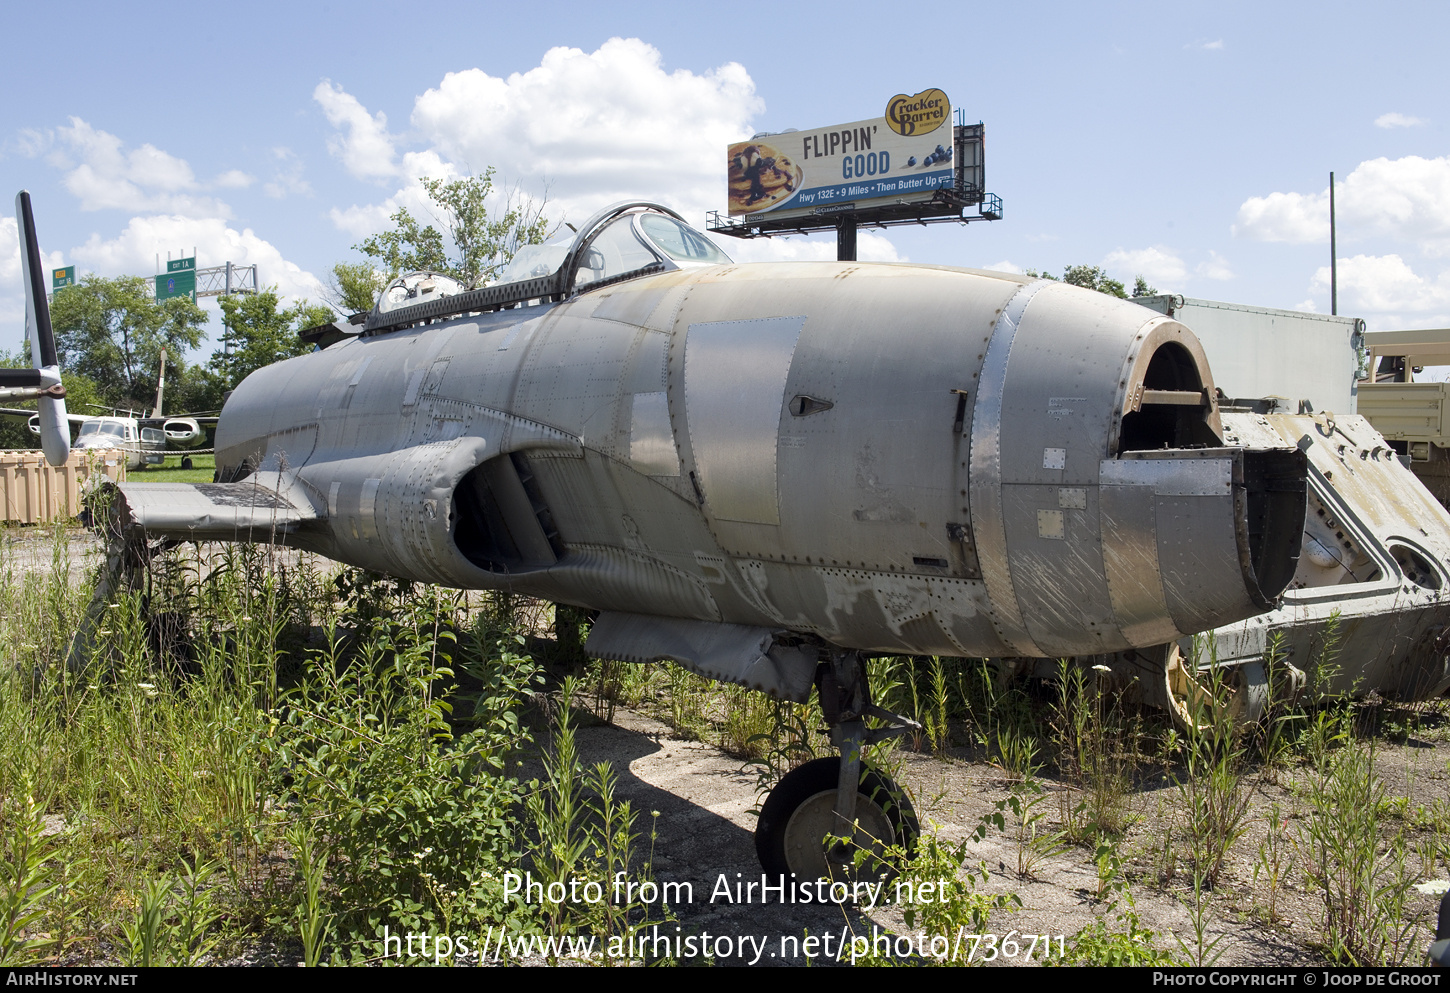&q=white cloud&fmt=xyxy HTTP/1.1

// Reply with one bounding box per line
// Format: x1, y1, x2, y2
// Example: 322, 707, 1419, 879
329, 201, 395, 240
318, 38, 762, 233
1102, 245, 1186, 286
263, 147, 312, 199
0, 215, 65, 285
1, 214, 67, 344
1234, 188, 1326, 243
1185, 39, 1224, 50
29, 118, 234, 218
1236, 155, 1450, 250
982, 260, 1024, 274
327, 179, 455, 241
213, 170, 254, 189
12, 128, 51, 159
1196, 250, 1234, 280
314, 80, 399, 182
1308, 253, 1450, 327
1375, 112, 1425, 129
71, 215, 326, 304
